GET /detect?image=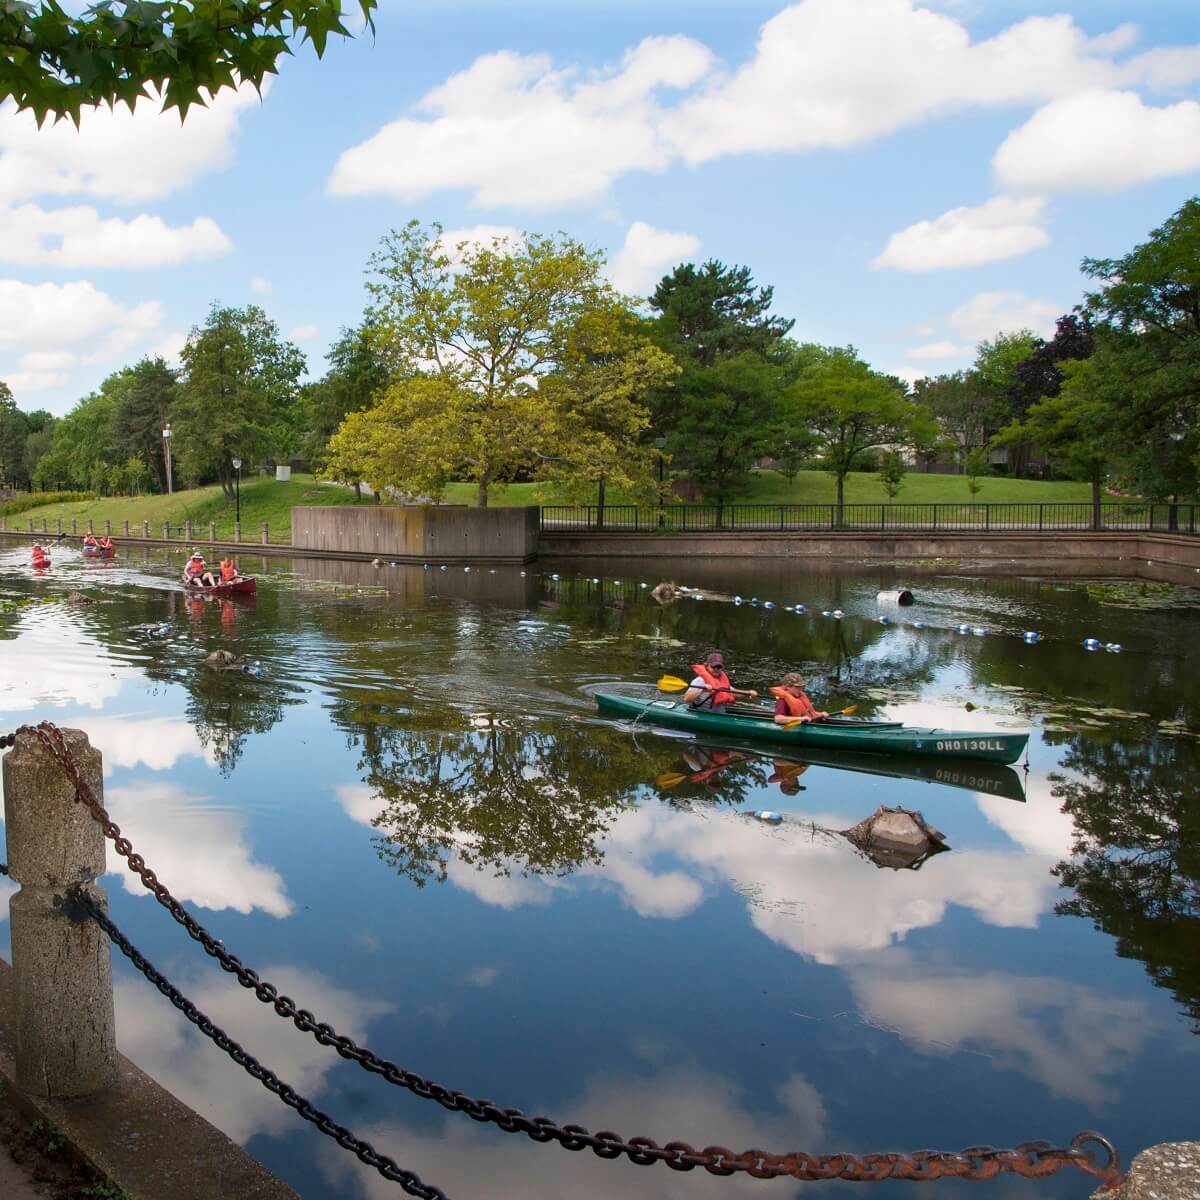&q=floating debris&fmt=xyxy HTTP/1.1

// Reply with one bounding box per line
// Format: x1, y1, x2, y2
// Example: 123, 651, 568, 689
840, 806, 949, 871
